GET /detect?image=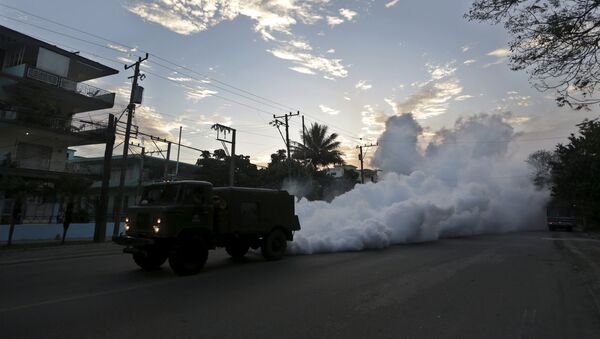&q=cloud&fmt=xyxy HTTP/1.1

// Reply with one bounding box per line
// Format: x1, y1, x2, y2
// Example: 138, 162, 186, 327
134, 106, 186, 140
388, 62, 463, 119
327, 16, 344, 27
455, 95, 474, 101
427, 63, 456, 80
288, 39, 313, 50
483, 58, 506, 68
185, 86, 218, 102
385, 0, 400, 8
461, 45, 470, 53
361, 104, 388, 136
487, 48, 510, 58
339, 8, 357, 21
326, 48, 335, 53
289, 66, 316, 75
482, 47, 511, 67
463, 59, 476, 65
319, 104, 340, 115
127, 0, 354, 78
503, 115, 531, 125
167, 76, 193, 82
355, 80, 372, 91
268, 43, 348, 78
107, 43, 130, 53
